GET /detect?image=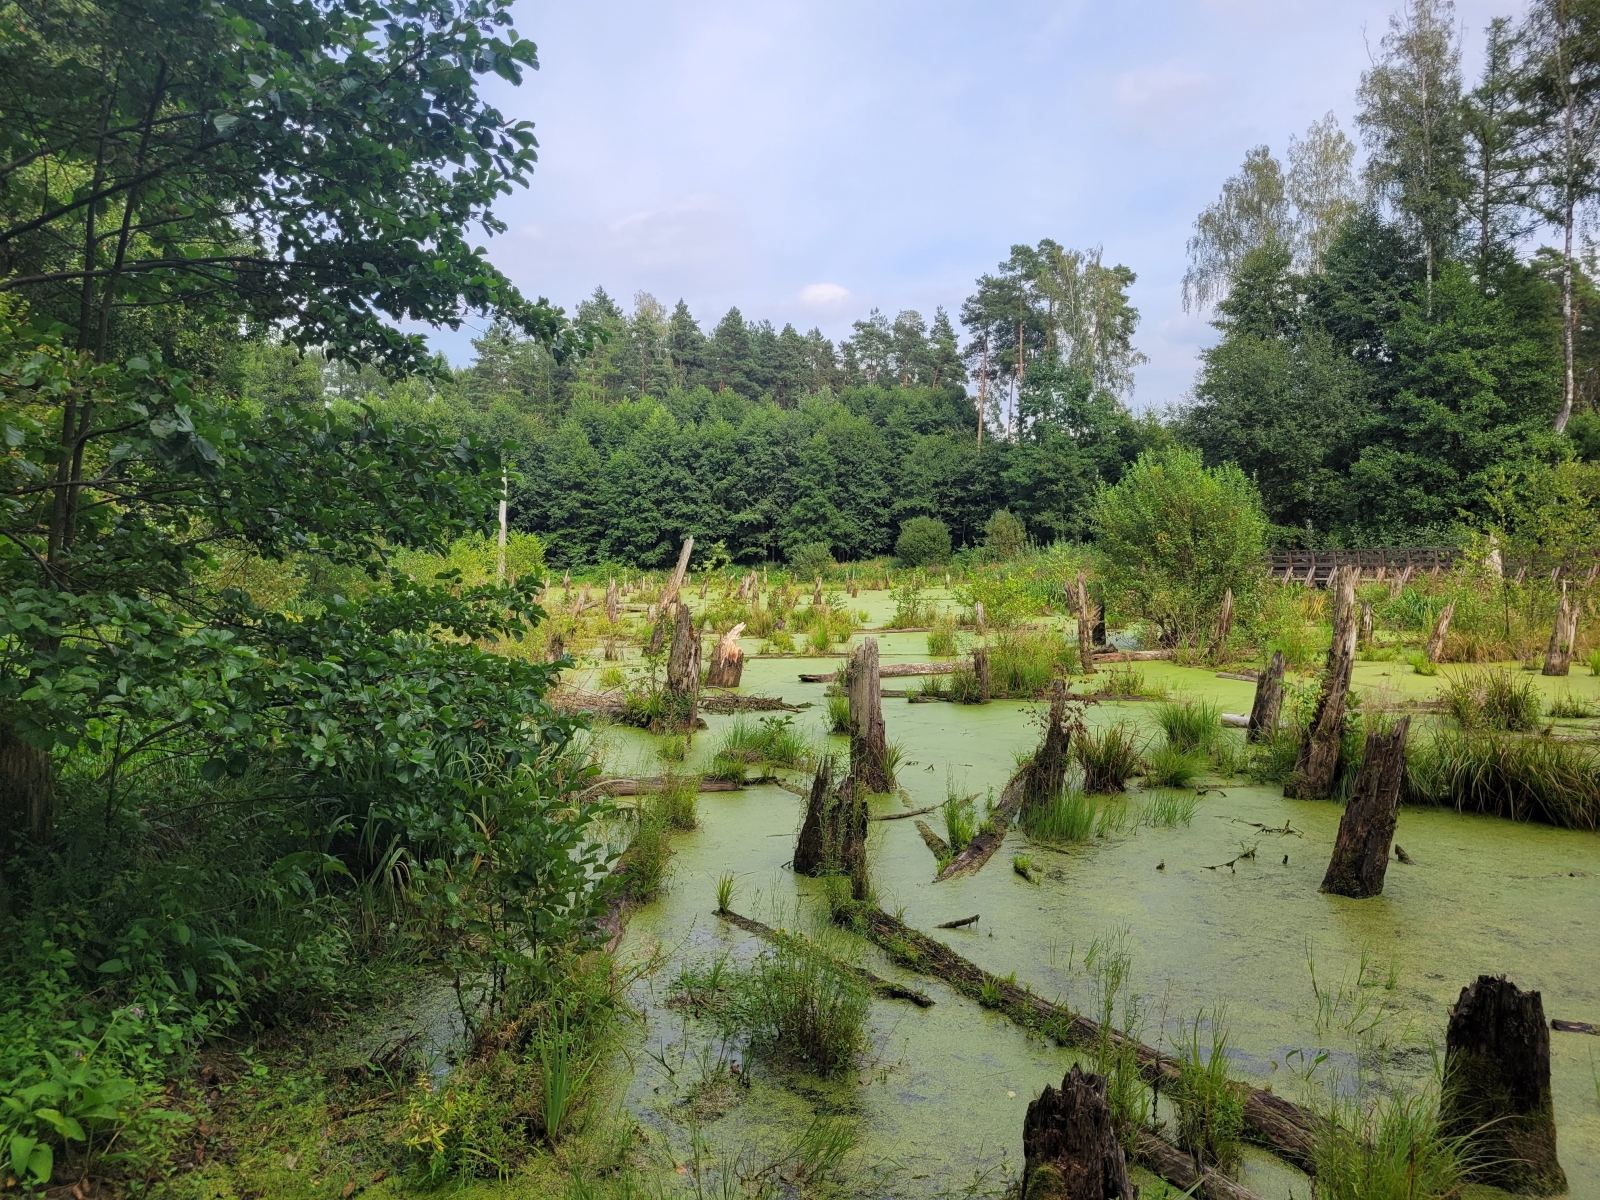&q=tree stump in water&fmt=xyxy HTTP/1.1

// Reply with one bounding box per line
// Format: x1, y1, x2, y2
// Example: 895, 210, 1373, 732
605, 578, 620, 625
1320, 716, 1410, 898
663, 604, 701, 734
1440, 975, 1567, 1195
1075, 572, 1096, 673
1542, 585, 1577, 677
1024, 680, 1073, 807
973, 646, 992, 703
1021, 1065, 1133, 1200
647, 605, 667, 655
848, 638, 890, 793
813, 575, 822, 605
792, 757, 866, 886
705, 624, 746, 688
1211, 587, 1234, 658
661, 536, 693, 608
1424, 599, 1455, 662
1286, 567, 1356, 800
1247, 650, 1285, 744
974, 600, 987, 637
1358, 600, 1374, 648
